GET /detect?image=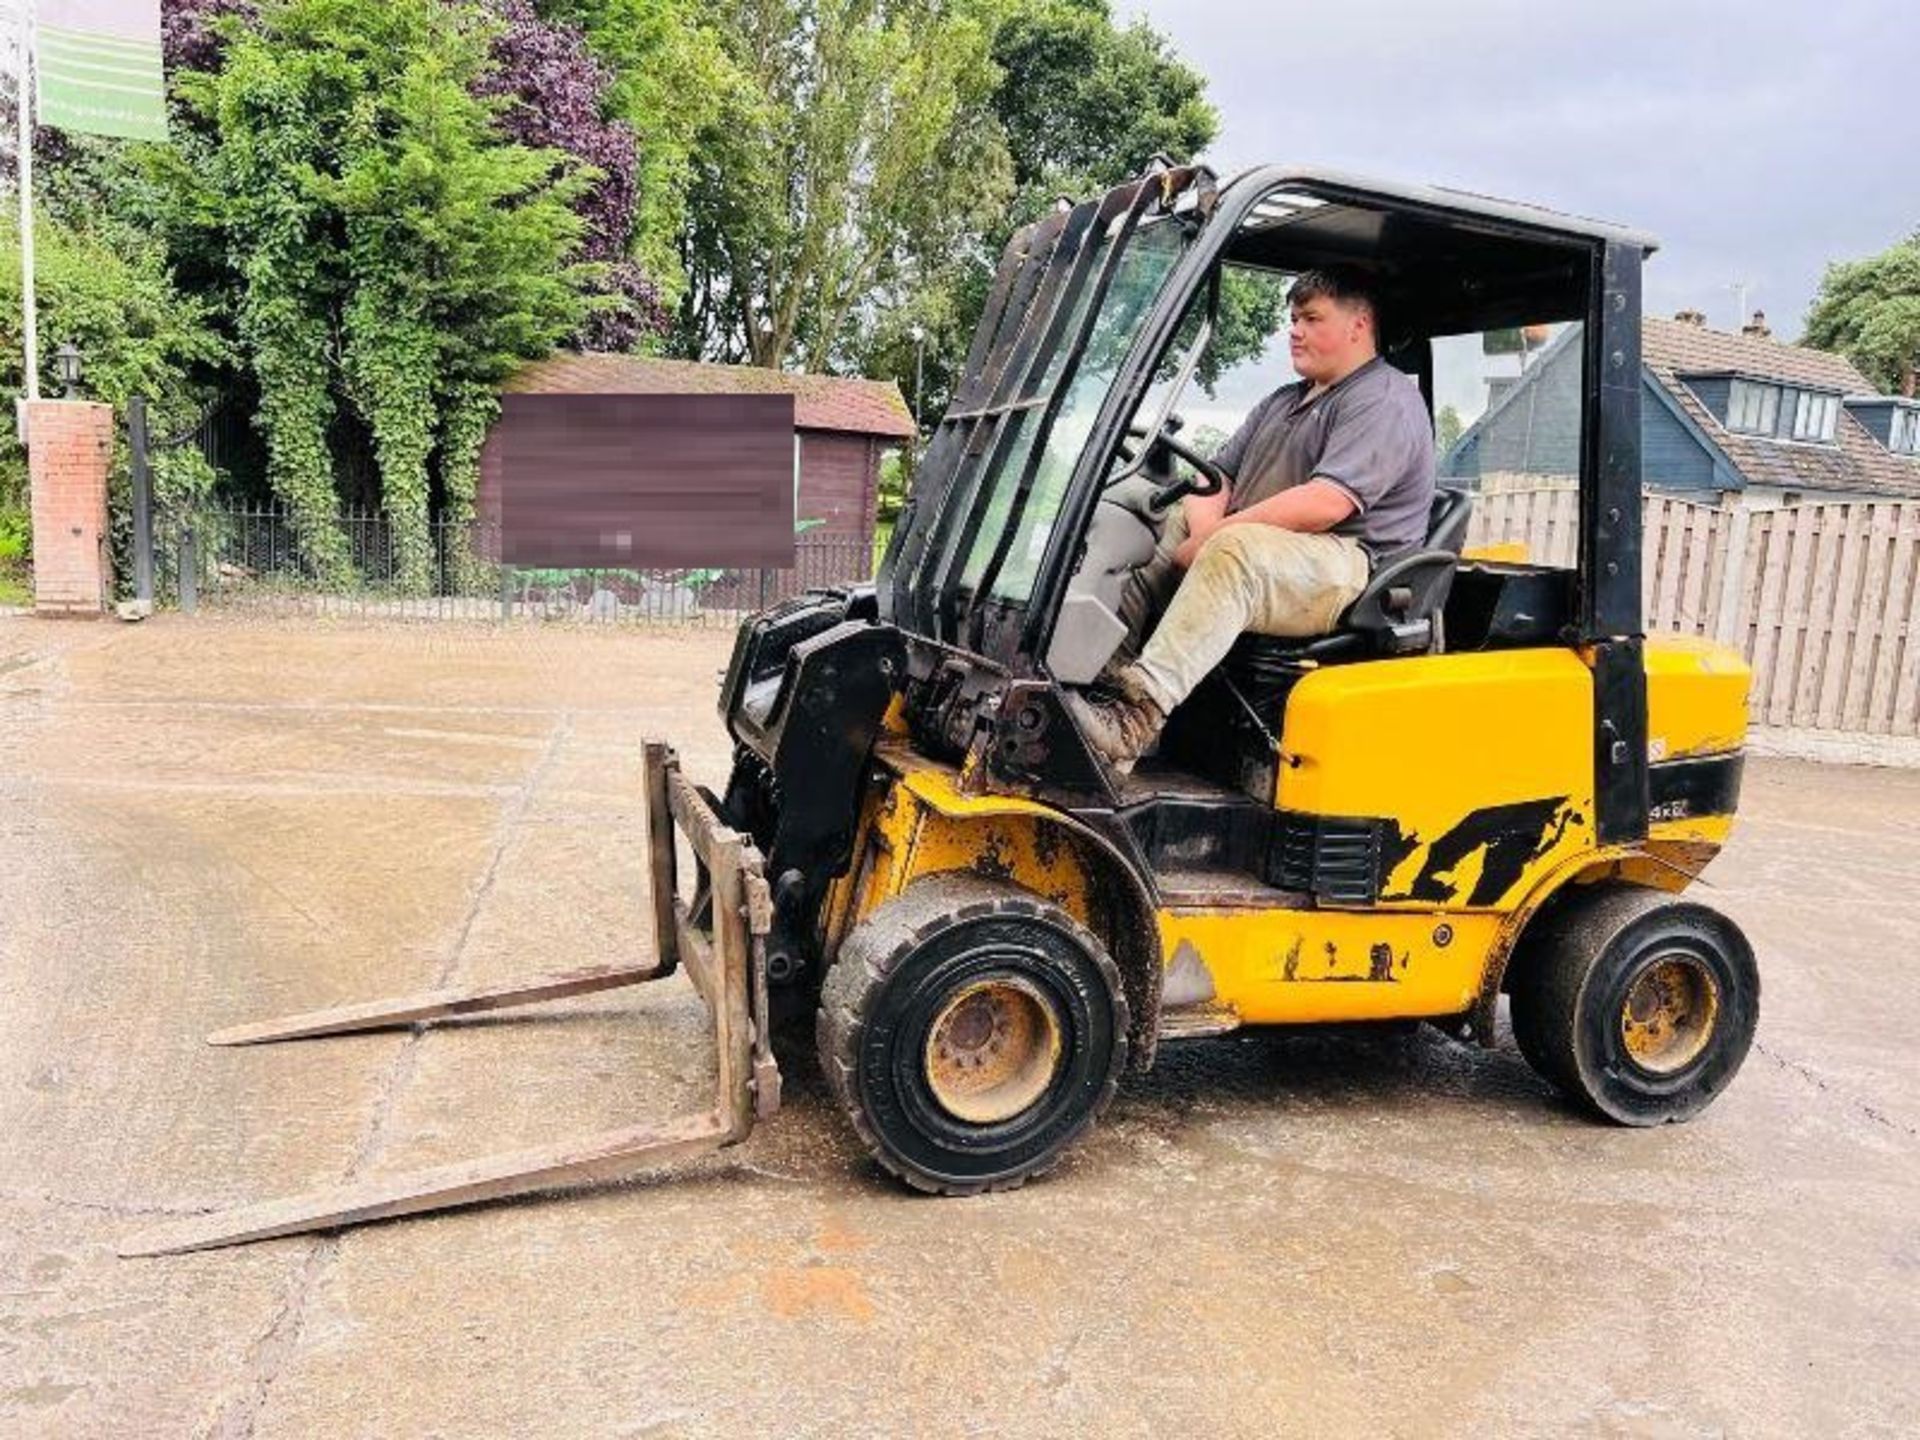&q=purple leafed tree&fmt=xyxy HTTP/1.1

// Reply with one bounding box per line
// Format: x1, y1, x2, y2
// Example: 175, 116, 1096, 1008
162, 0, 257, 75
477, 0, 663, 349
